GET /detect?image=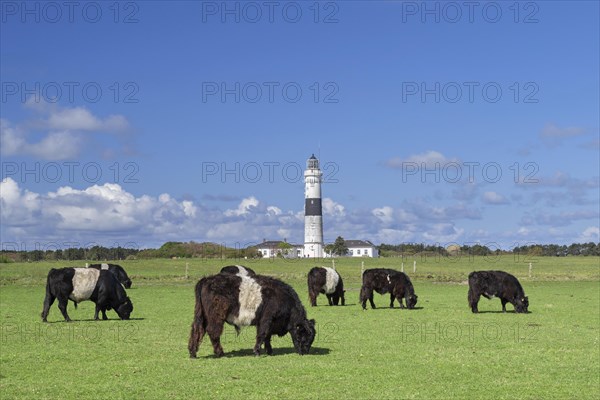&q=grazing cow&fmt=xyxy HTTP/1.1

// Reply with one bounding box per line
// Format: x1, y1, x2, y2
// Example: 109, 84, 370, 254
388, 272, 418, 309
307, 267, 345, 306
468, 270, 529, 313
41, 267, 133, 322
88, 263, 132, 288
359, 268, 403, 310
188, 273, 316, 358
220, 265, 256, 277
